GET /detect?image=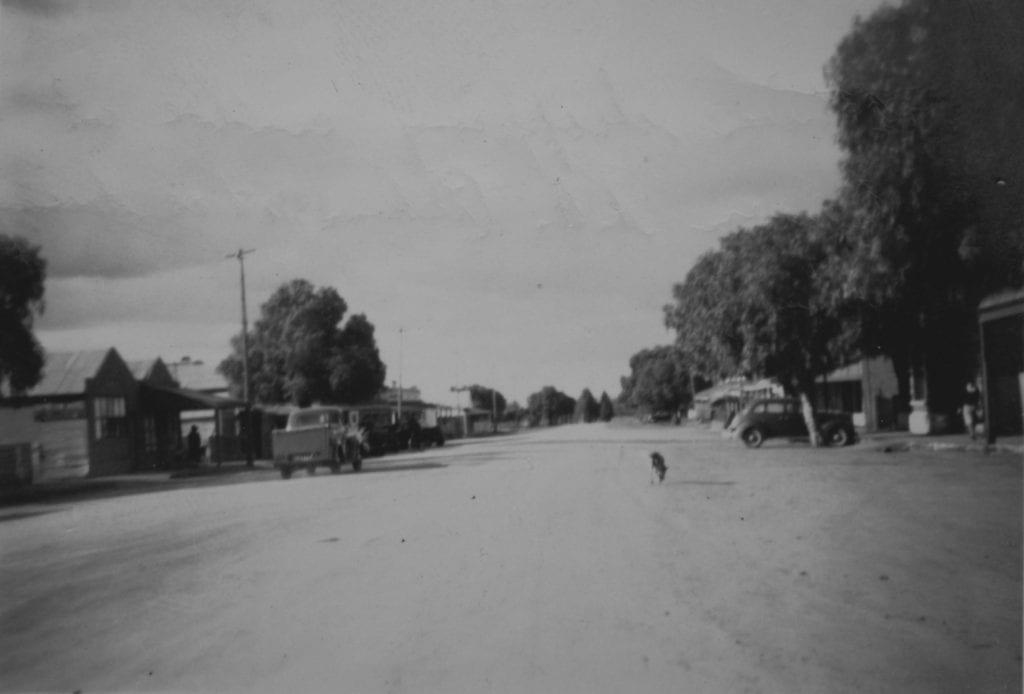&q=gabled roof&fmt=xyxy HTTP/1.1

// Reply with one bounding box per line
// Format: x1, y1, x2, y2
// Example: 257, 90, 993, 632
127, 358, 178, 388
129, 358, 164, 382
28, 349, 113, 397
